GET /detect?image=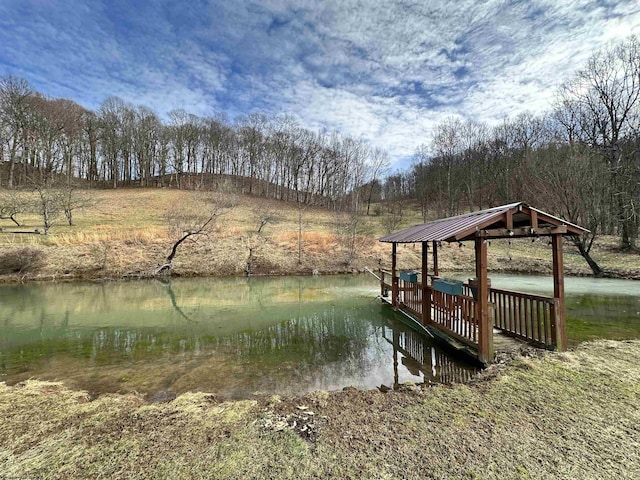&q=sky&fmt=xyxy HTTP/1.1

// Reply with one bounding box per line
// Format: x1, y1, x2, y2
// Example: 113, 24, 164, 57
1, 0, 639, 169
